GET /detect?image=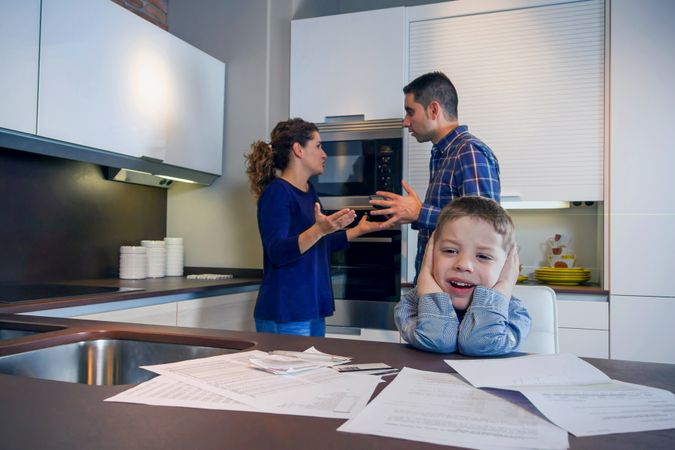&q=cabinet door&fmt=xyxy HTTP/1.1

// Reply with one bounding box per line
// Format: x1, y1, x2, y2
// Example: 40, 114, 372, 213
74, 302, 177, 326
610, 295, 675, 364
162, 36, 225, 175
0, 0, 40, 134
39, 0, 170, 160
407, 0, 605, 202
290, 8, 405, 123
177, 291, 258, 332
609, 0, 675, 297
